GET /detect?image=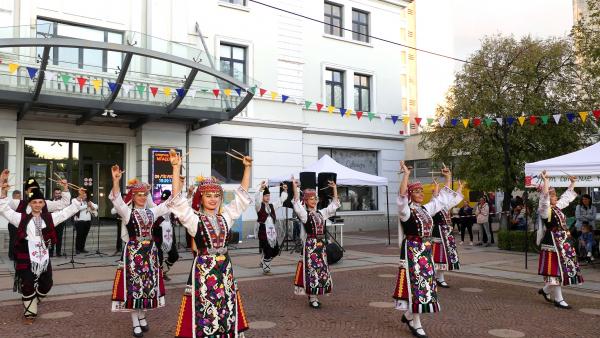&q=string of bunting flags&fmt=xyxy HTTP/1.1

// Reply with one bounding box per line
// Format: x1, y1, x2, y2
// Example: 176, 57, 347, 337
4, 61, 600, 127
